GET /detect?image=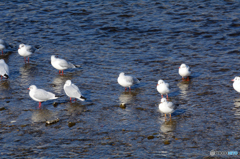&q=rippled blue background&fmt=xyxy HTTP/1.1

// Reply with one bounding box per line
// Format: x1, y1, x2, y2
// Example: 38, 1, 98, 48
0, 0, 240, 158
